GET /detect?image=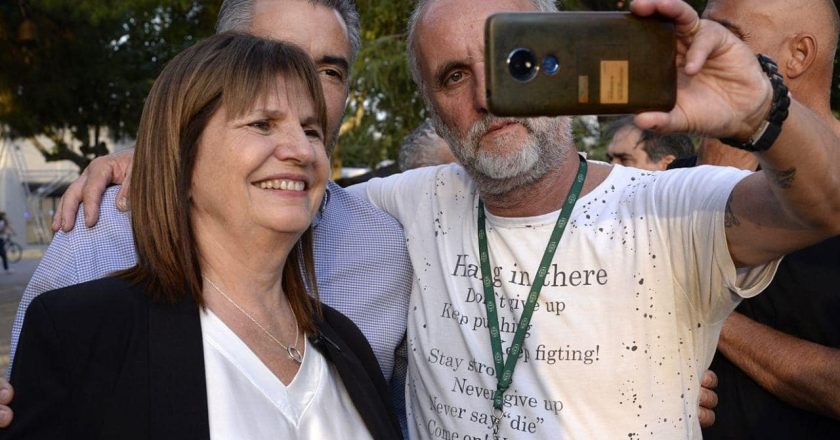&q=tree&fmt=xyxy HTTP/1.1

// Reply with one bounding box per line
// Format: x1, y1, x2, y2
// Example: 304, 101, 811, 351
0, 0, 218, 171
337, 0, 424, 169
1, 0, 836, 171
